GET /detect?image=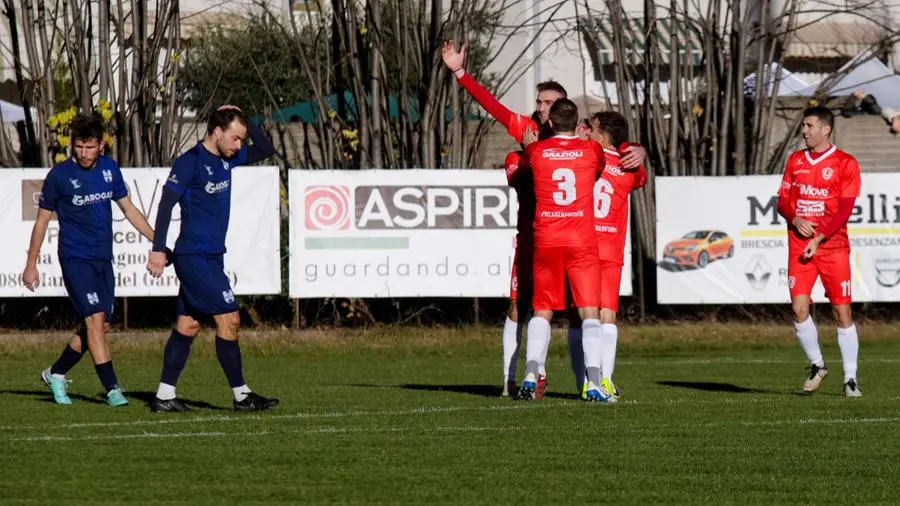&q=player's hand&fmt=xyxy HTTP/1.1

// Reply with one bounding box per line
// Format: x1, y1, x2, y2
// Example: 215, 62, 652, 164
802, 236, 823, 259
22, 265, 39, 292
576, 122, 591, 140
218, 104, 241, 112
441, 40, 466, 73
147, 251, 168, 278
621, 144, 647, 170
792, 217, 817, 238
522, 125, 538, 147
